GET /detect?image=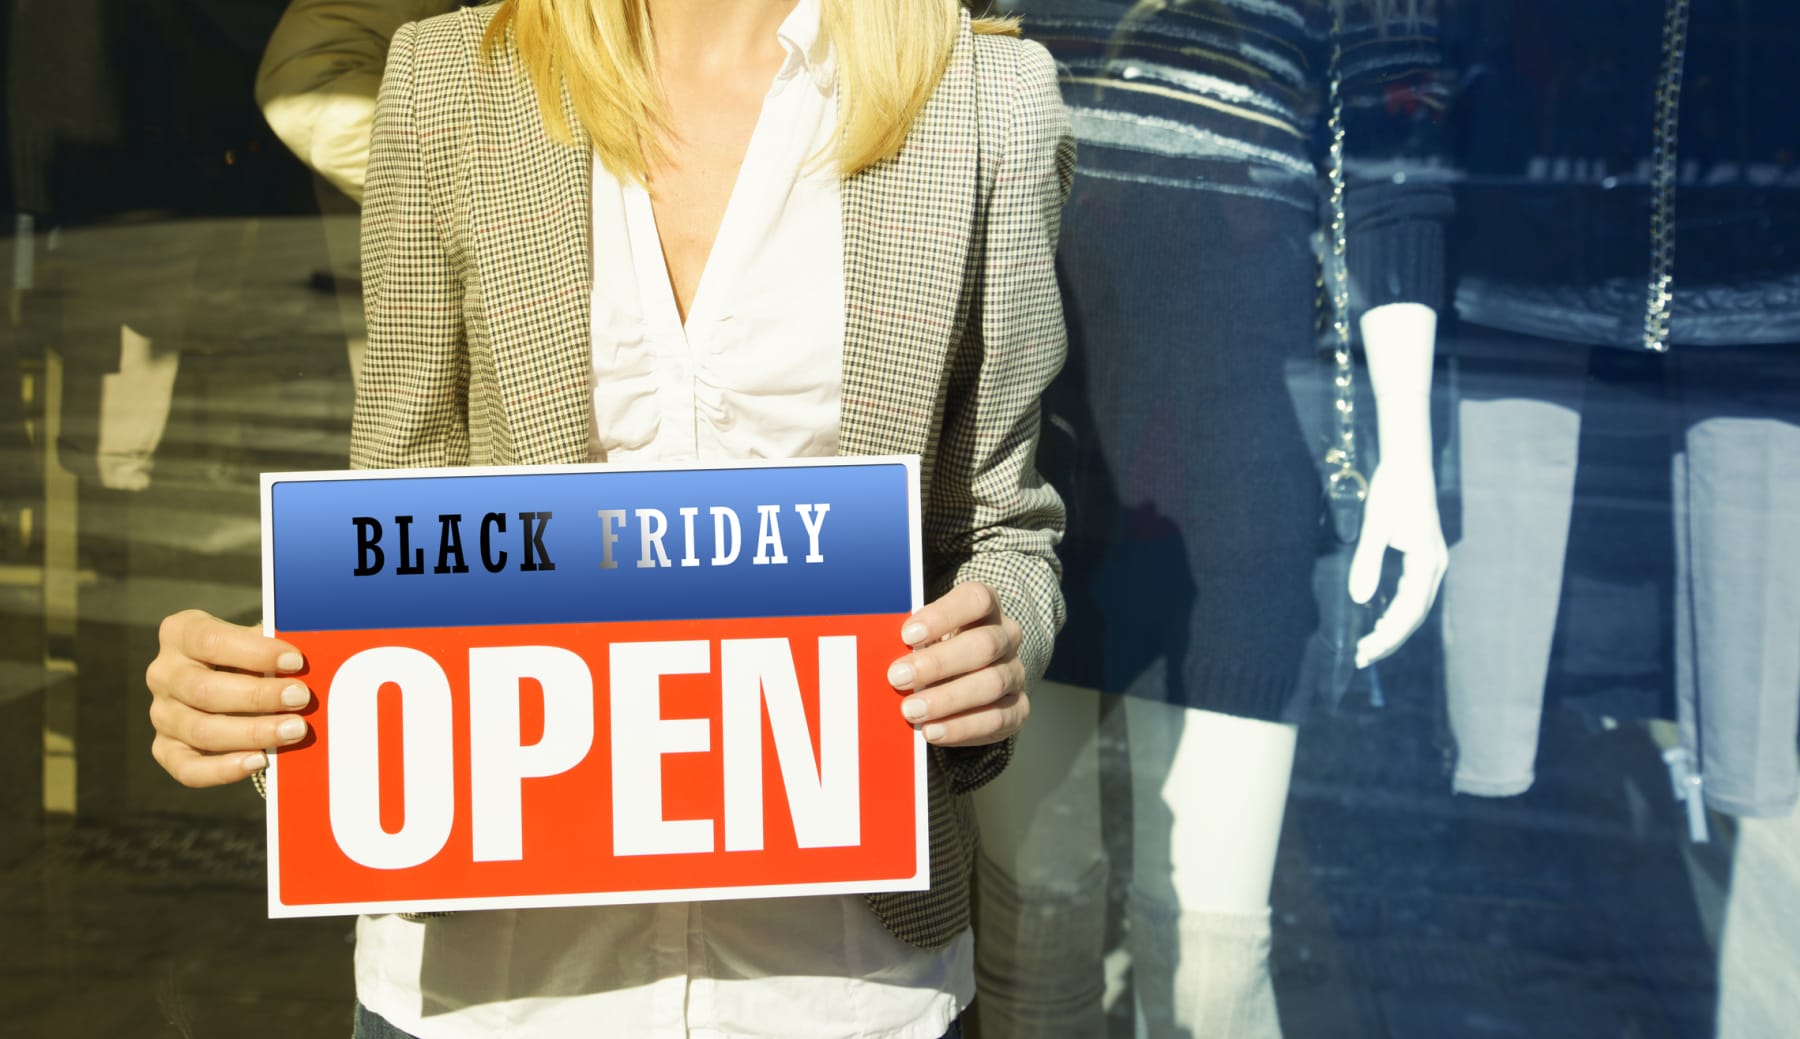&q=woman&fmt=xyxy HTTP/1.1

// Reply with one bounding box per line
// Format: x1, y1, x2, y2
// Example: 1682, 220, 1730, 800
143, 0, 1072, 1035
